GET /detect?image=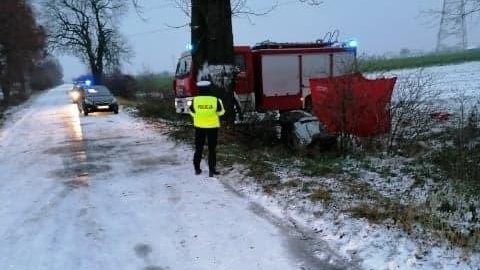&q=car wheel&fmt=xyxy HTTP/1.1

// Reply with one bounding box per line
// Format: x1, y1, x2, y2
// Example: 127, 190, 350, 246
113, 108, 119, 114
84, 110, 89, 116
